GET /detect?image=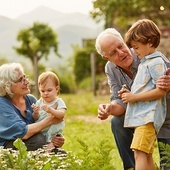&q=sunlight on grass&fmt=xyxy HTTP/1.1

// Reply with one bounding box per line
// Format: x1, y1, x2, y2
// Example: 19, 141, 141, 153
60, 92, 161, 169
60, 92, 110, 116
0, 93, 163, 169
63, 115, 160, 169
63, 115, 123, 169
61, 91, 124, 169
